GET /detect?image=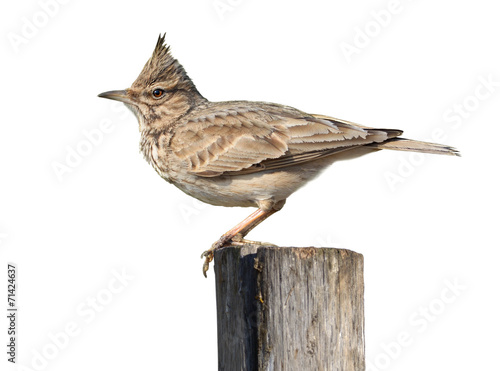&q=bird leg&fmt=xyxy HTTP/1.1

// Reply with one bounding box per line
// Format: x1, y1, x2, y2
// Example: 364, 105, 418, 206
201, 207, 279, 277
